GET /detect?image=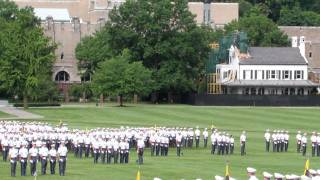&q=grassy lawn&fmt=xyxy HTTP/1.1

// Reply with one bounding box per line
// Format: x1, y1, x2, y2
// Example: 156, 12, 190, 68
1, 104, 320, 180
0, 111, 13, 118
